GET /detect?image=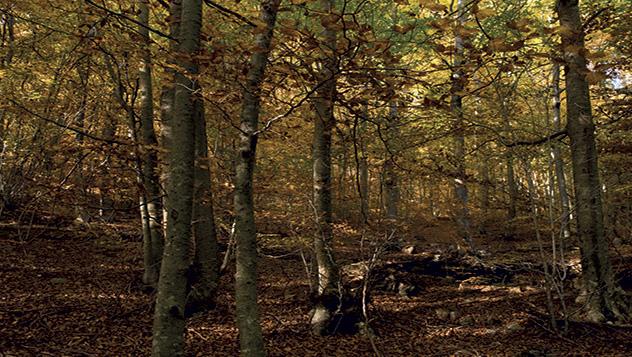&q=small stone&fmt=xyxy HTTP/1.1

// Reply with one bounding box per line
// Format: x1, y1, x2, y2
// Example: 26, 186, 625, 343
50, 277, 67, 284
398, 282, 415, 298
435, 308, 450, 320
402, 245, 416, 254
449, 310, 460, 321
506, 321, 523, 332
